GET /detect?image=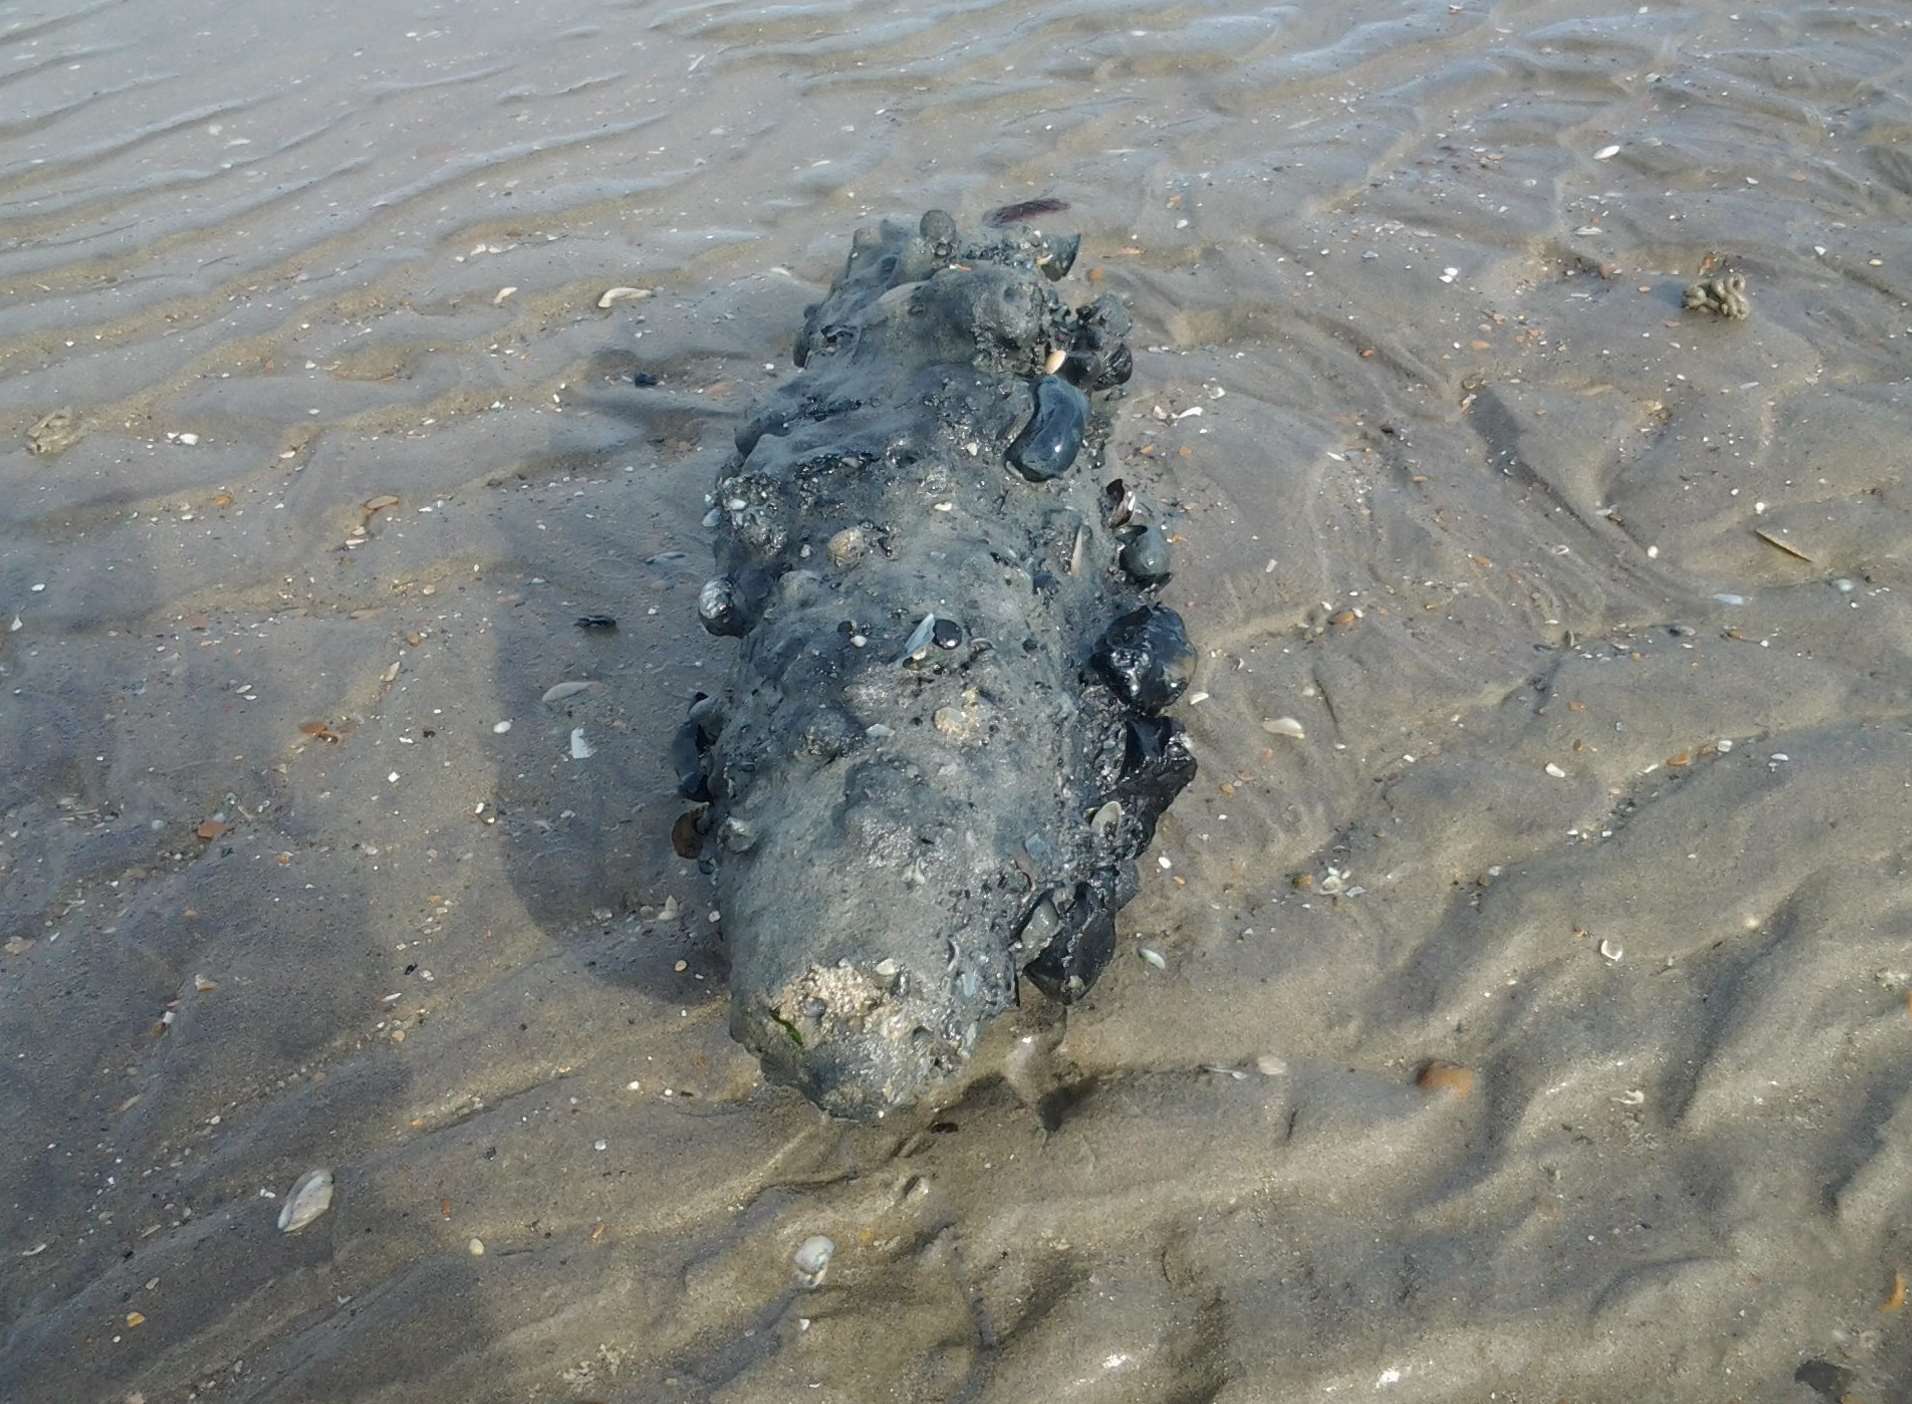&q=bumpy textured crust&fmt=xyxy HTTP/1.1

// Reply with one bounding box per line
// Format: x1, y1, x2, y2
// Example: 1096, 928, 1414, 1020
676, 211, 1195, 1118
